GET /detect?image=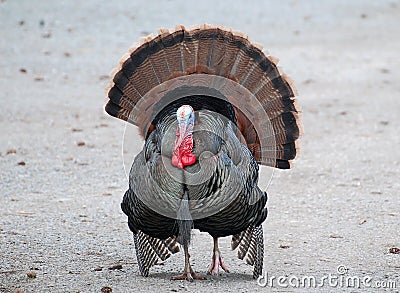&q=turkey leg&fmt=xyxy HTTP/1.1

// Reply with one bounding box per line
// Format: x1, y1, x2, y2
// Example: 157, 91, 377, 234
171, 244, 206, 281
172, 190, 205, 282
207, 237, 230, 275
